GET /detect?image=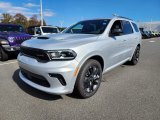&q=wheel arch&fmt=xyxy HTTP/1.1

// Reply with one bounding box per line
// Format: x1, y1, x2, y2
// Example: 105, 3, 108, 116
77, 54, 105, 73
88, 55, 104, 71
